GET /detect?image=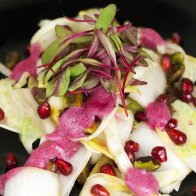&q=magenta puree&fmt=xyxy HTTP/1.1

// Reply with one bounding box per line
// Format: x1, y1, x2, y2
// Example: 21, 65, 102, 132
125, 167, 159, 196
0, 86, 116, 194
145, 101, 171, 130
47, 86, 117, 140
10, 43, 41, 81
139, 28, 165, 51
